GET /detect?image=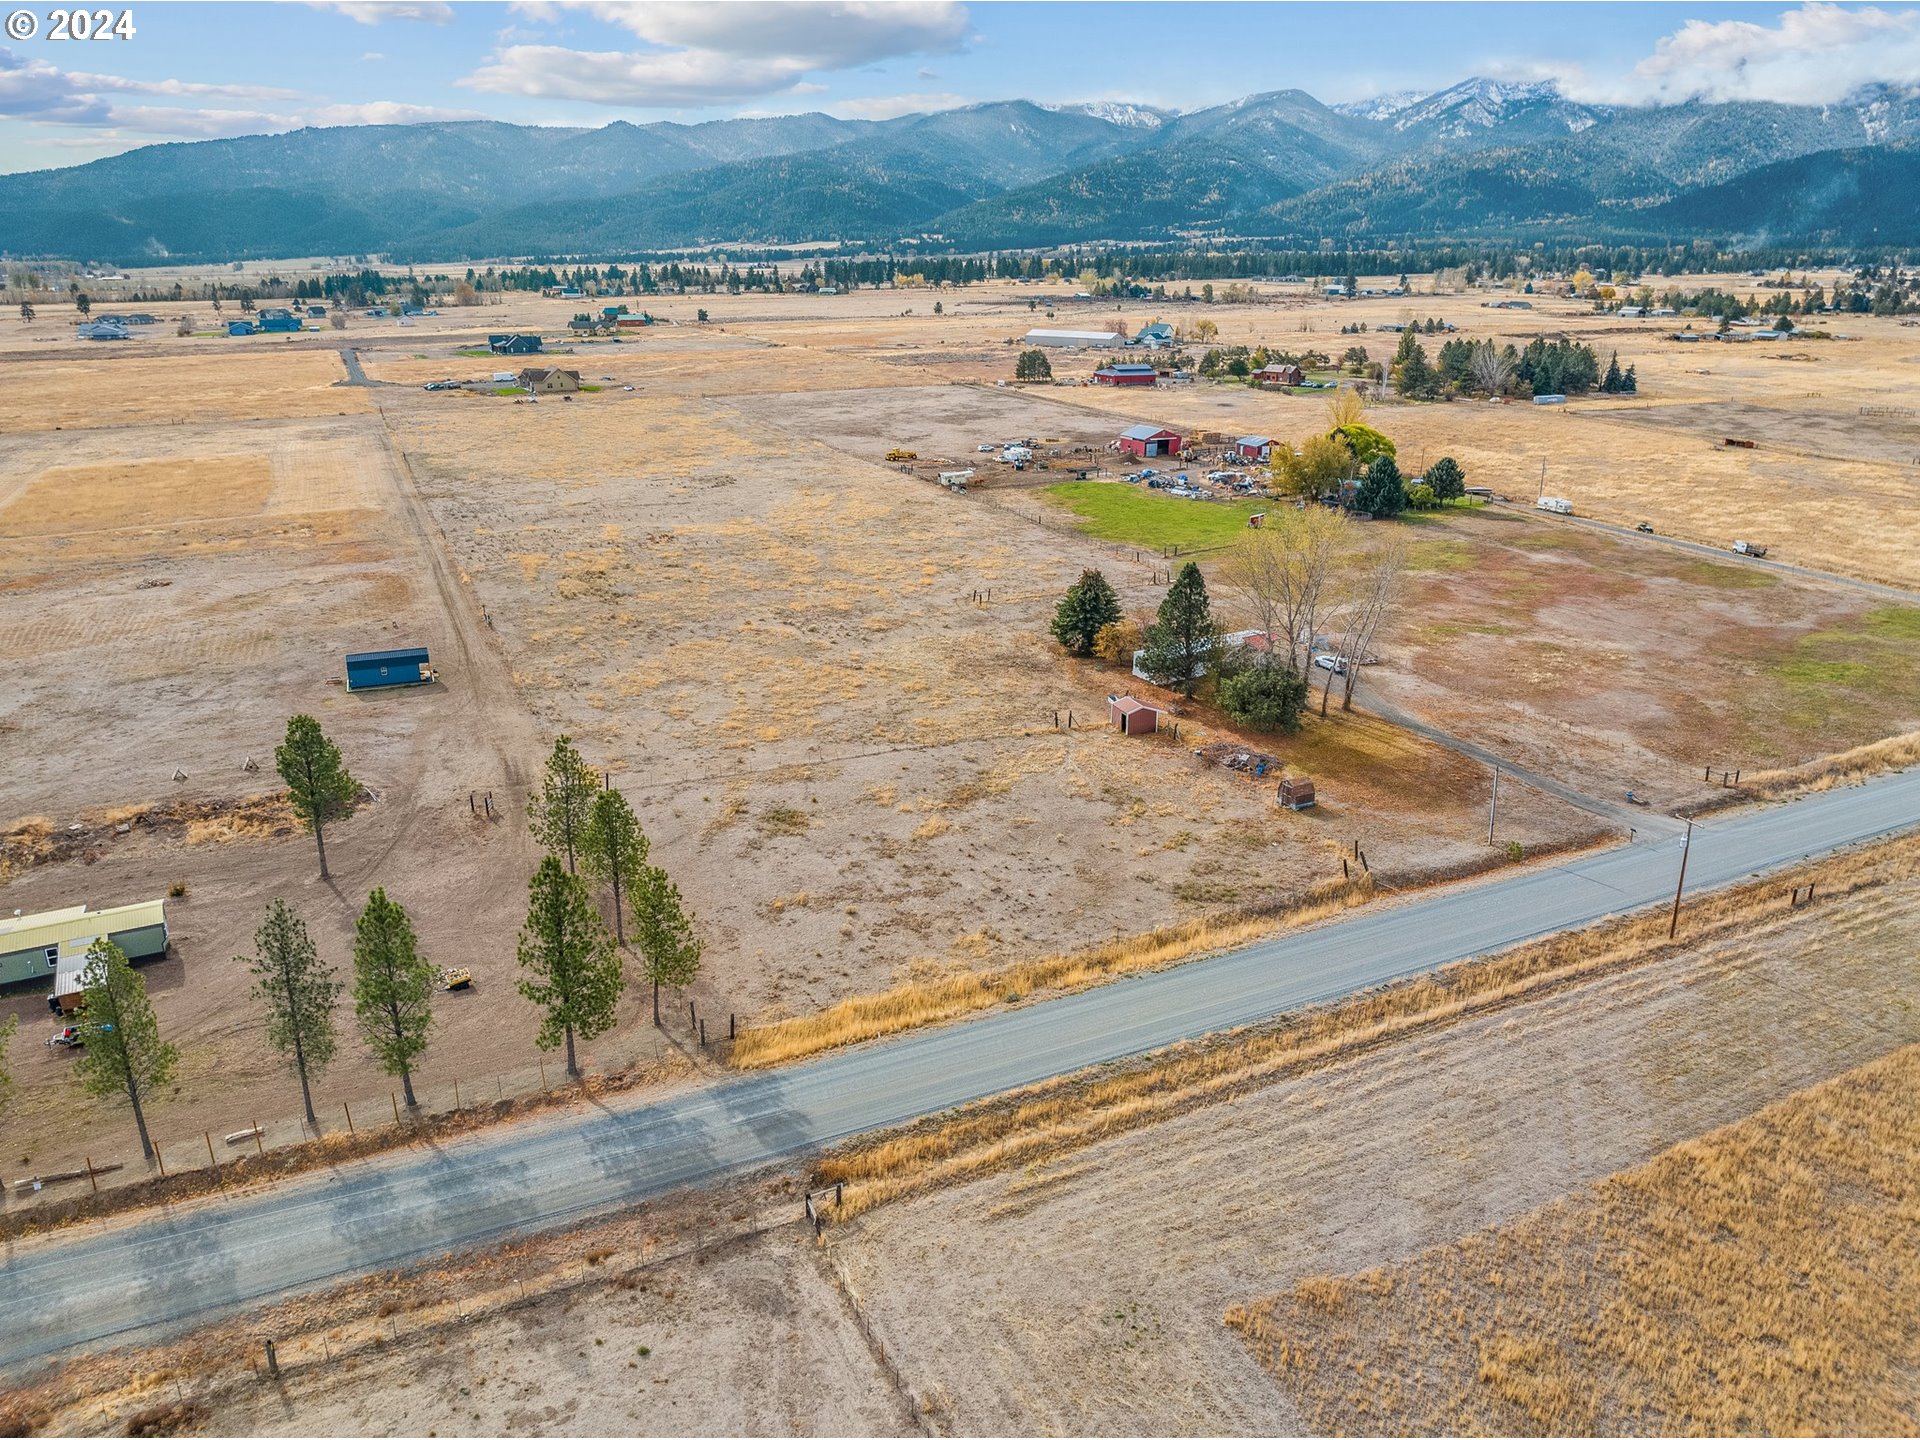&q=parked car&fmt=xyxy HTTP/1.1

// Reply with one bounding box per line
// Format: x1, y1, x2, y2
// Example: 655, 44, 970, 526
1312, 654, 1349, 675
1635, 521, 1654, 533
